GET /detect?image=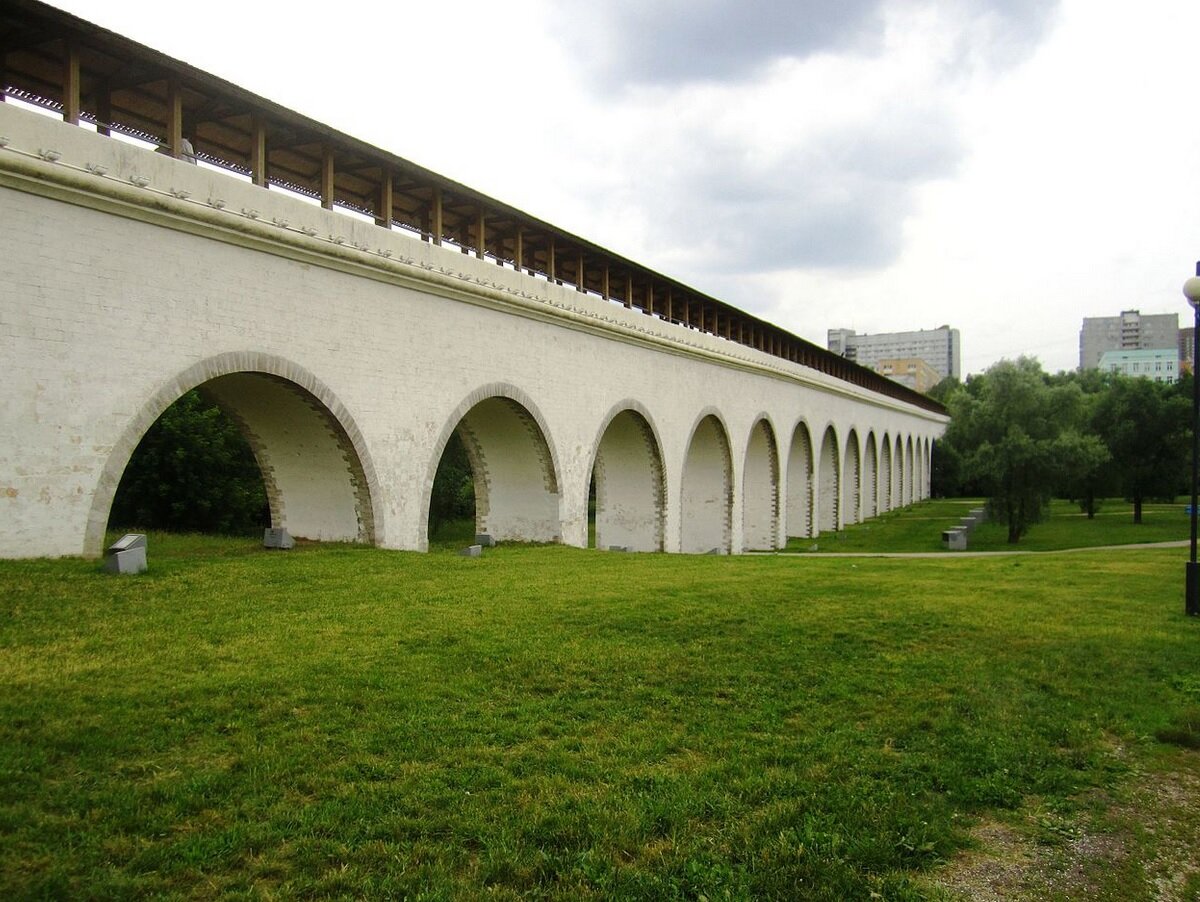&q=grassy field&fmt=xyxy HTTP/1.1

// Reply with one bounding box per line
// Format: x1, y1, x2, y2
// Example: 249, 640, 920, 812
784, 498, 1192, 554
2, 534, 1199, 899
